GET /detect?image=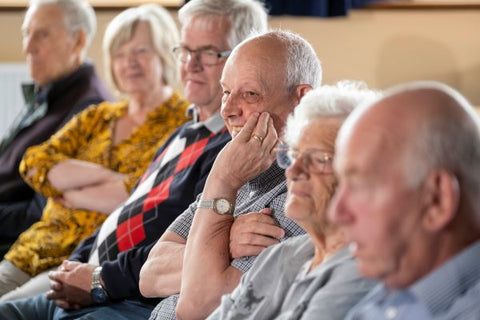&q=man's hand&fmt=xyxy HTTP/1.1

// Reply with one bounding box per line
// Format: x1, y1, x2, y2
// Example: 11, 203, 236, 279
207, 112, 278, 193
46, 260, 96, 310
230, 208, 285, 259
